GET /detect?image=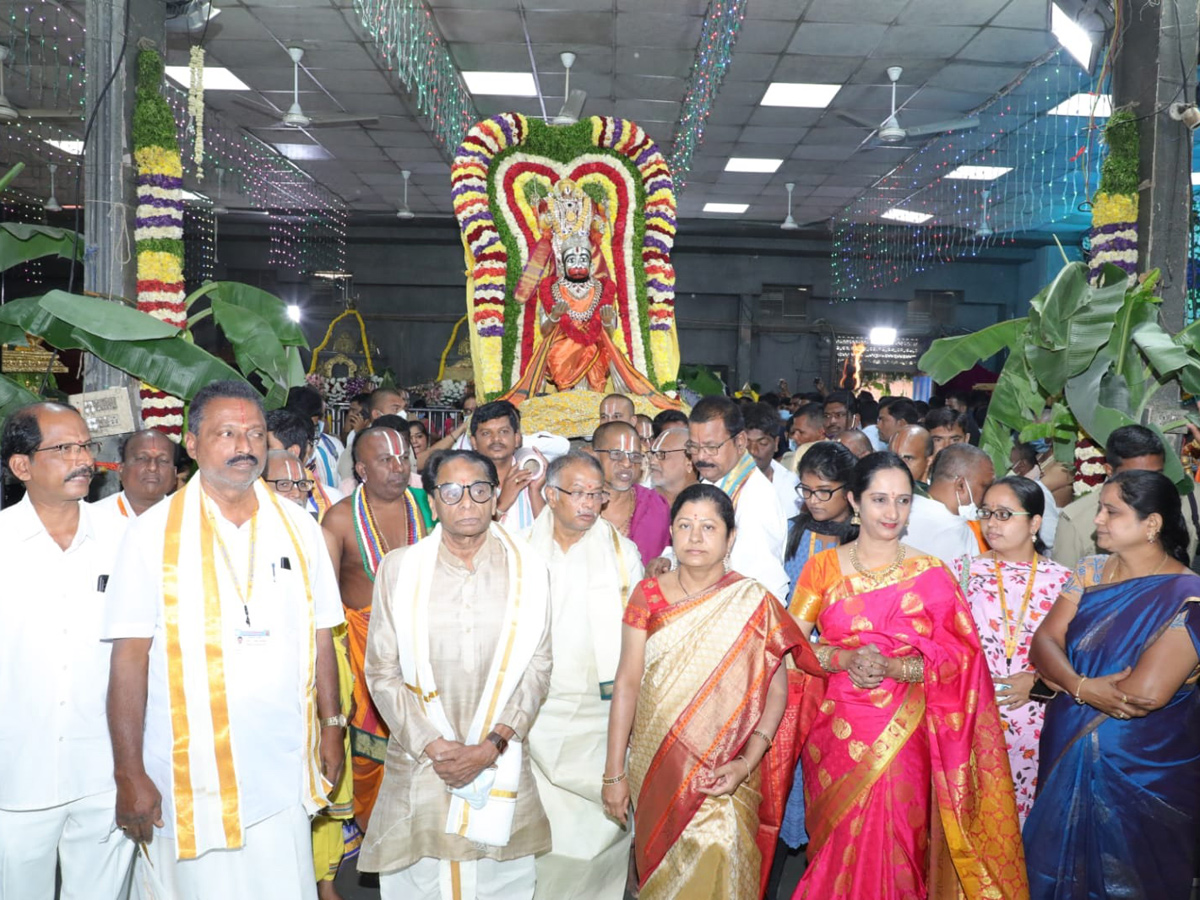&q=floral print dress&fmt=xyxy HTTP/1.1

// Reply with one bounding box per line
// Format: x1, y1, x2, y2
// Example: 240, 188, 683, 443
956, 554, 1072, 825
